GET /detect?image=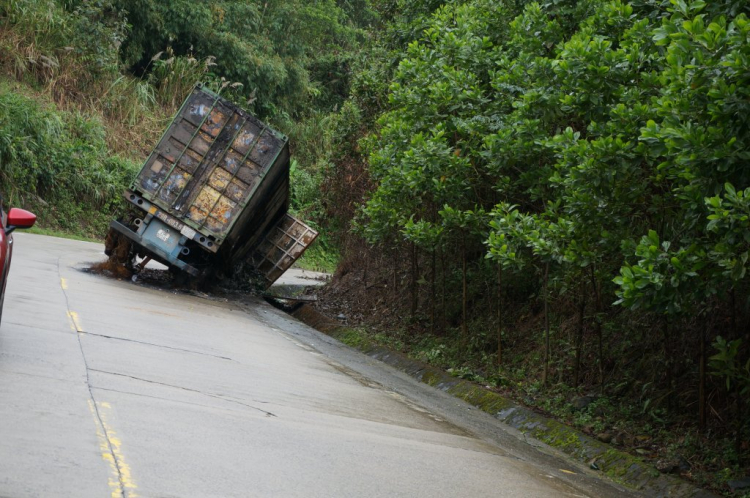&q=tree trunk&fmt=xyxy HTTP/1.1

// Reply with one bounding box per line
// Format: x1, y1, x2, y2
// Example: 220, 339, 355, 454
363, 250, 368, 288
462, 241, 468, 346
730, 287, 737, 339
431, 250, 436, 335
542, 263, 550, 387
441, 247, 447, 335
392, 247, 398, 299
663, 317, 673, 411
699, 323, 706, 430
738, 289, 748, 465
729, 286, 743, 462
411, 242, 418, 318
589, 266, 604, 386
574, 279, 586, 389
736, 379, 744, 466
497, 264, 503, 367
